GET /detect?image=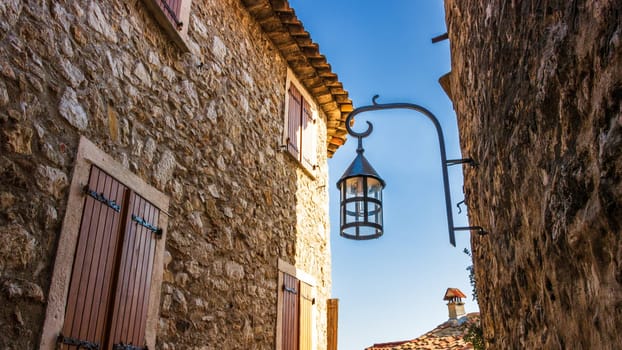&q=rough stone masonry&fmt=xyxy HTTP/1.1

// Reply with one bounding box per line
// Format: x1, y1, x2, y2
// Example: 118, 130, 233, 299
444, 0, 621, 348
